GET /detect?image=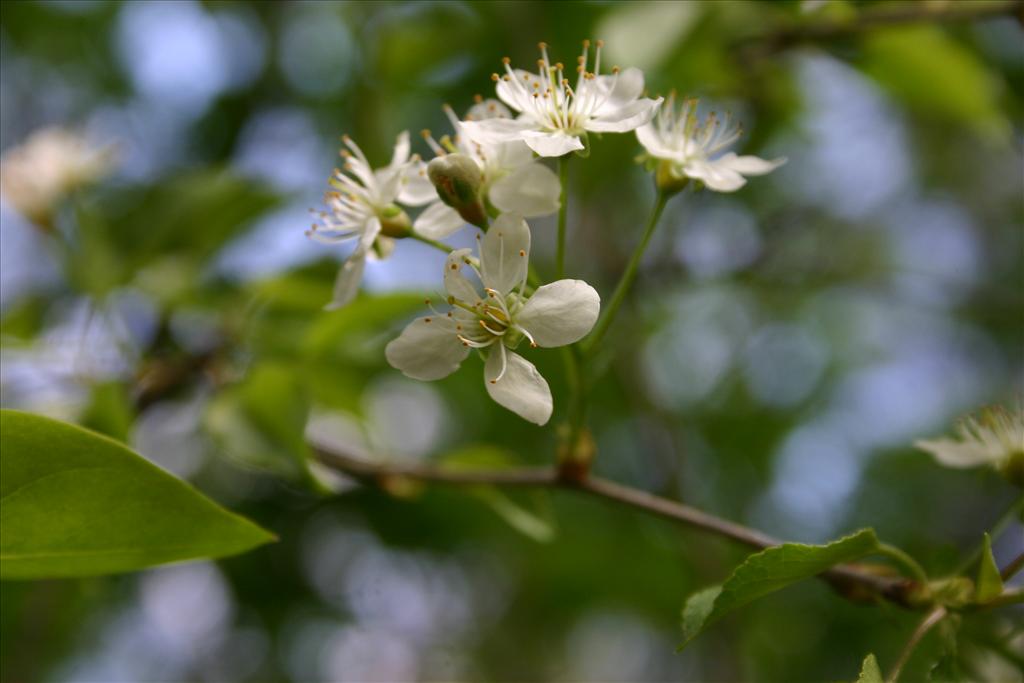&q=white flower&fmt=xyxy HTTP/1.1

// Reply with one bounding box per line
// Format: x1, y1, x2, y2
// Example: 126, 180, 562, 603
915, 406, 1024, 485
308, 131, 434, 309
460, 41, 663, 158
636, 93, 785, 192
413, 100, 561, 239
0, 127, 116, 226
385, 213, 600, 425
